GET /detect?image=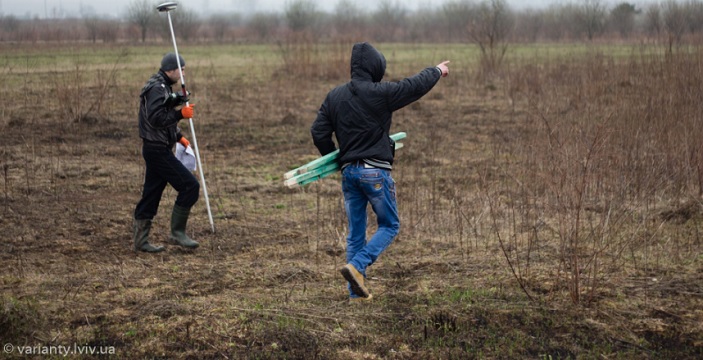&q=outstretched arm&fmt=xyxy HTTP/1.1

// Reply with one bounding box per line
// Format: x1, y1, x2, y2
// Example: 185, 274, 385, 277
387, 60, 451, 111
